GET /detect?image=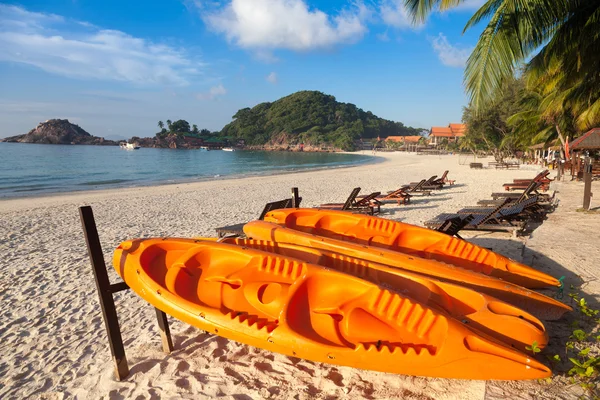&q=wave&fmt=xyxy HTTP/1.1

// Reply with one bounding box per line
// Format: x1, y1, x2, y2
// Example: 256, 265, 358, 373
79, 179, 131, 186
